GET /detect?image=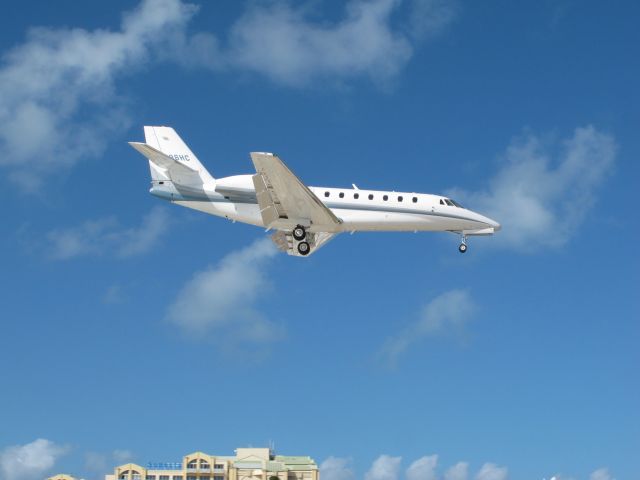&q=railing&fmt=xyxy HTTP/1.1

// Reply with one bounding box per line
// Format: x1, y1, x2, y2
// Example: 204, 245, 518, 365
147, 463, 183, 470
